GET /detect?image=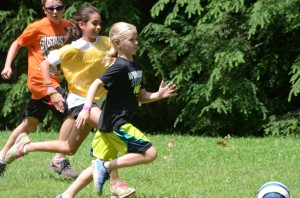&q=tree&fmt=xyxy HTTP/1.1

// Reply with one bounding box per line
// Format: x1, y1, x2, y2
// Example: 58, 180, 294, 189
0, 0, 158, 132
140, 0, 300, 136
1, 0, 300, 136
